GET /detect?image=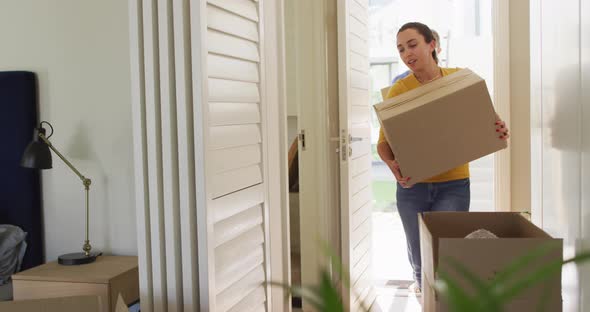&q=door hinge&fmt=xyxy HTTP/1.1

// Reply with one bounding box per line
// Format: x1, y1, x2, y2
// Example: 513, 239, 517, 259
298, 130, 306, 151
